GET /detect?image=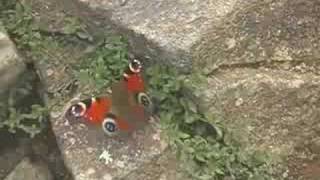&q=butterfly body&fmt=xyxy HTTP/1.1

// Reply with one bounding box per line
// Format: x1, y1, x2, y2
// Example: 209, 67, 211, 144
66, 59, 153, 136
